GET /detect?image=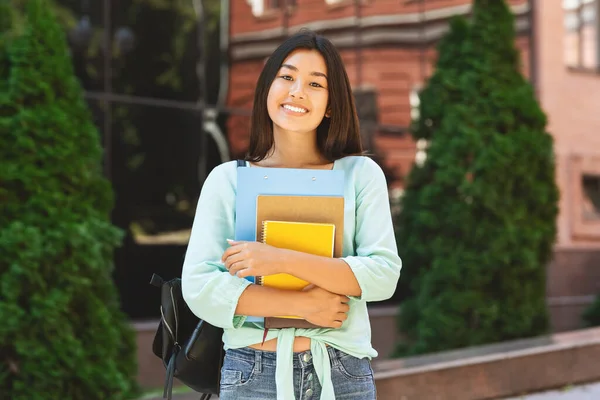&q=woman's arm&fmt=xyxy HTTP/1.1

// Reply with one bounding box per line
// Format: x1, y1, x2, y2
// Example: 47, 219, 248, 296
224, 158, 401, 300
182, 162, 350, 329
235, 284, 350, 328
271, 158, 402, 300
222, 239, 360, 296
277, 251, 361, 296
